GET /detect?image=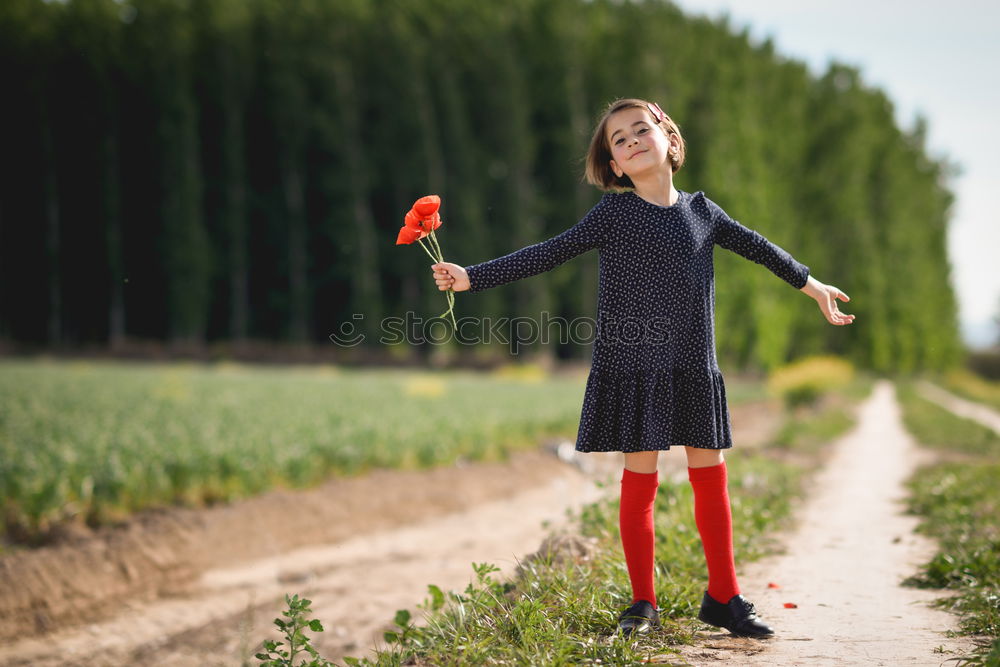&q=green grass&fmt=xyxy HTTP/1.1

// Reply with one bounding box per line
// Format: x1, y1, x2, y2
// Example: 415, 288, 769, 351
0, 358, 589, 542
343, 378, 873, 666
896, 380, 1000, 665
